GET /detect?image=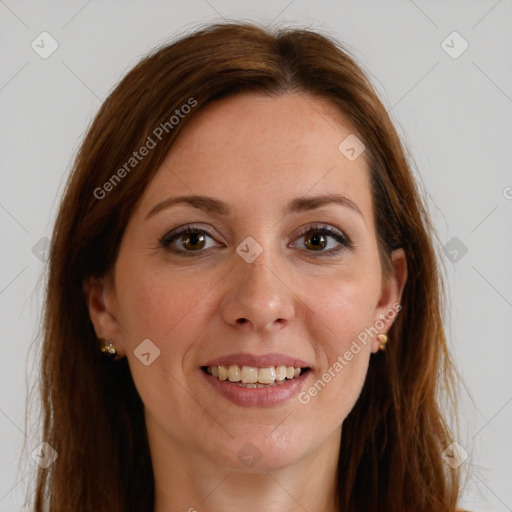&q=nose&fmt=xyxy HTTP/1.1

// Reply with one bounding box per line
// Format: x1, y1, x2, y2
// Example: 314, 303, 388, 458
220, 253, 296, 334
